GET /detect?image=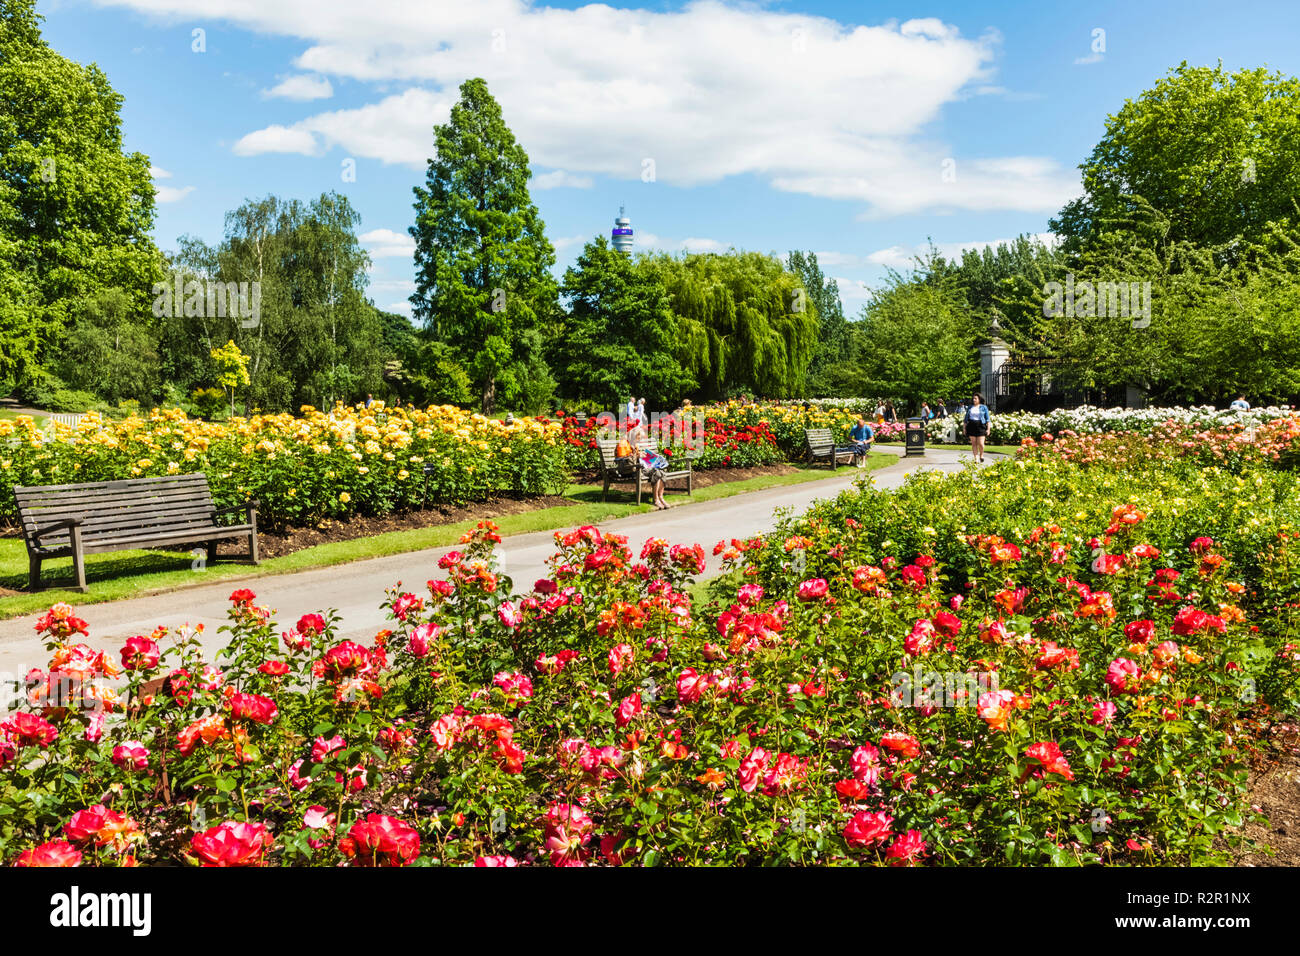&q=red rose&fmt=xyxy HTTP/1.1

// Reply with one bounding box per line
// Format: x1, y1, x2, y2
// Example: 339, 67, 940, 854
844, 810, 894, 848
191, 821, 273, 866
296, 613, 327, 635
229, 692, 278, 725
1124, 619, 1156, 644
120, 636, 160, 671
341, 814, 420, 867
615, 692, 642, 728
2, 712, 58, 748
14, 839, 81, 867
